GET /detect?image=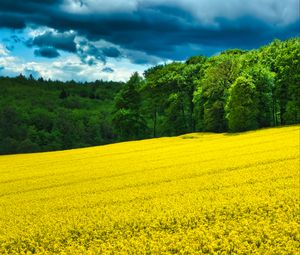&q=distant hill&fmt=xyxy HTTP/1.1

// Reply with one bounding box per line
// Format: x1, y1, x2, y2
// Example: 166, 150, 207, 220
0, 76, 123, 154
